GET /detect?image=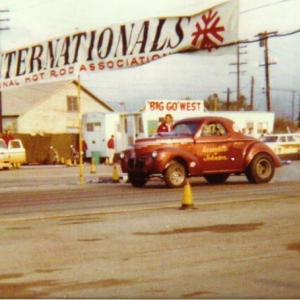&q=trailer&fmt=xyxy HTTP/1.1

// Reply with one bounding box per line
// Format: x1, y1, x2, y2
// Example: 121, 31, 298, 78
82, 112, 123, 163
